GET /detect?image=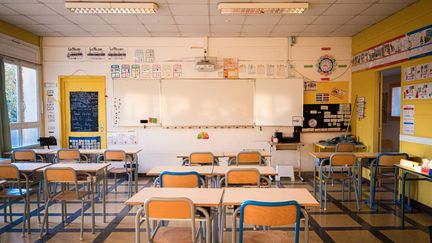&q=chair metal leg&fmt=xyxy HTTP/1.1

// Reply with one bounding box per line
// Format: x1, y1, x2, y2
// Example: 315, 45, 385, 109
3, 199, 7, 222
341, 180, 345, 202
135, 206, 145, 243
65, 202, 68, 224
61, 201, 65, 223
9, 199, 13, 222
393, 169, 399, 204
114, 174, 117, 193
37, 182, 42, 223
324, 180, 328, 210
348, 178, 351, 201
80, 200, 84, 241
40, 199, 51, 239
352, 176, 360, 211
22, 197, 27, 236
